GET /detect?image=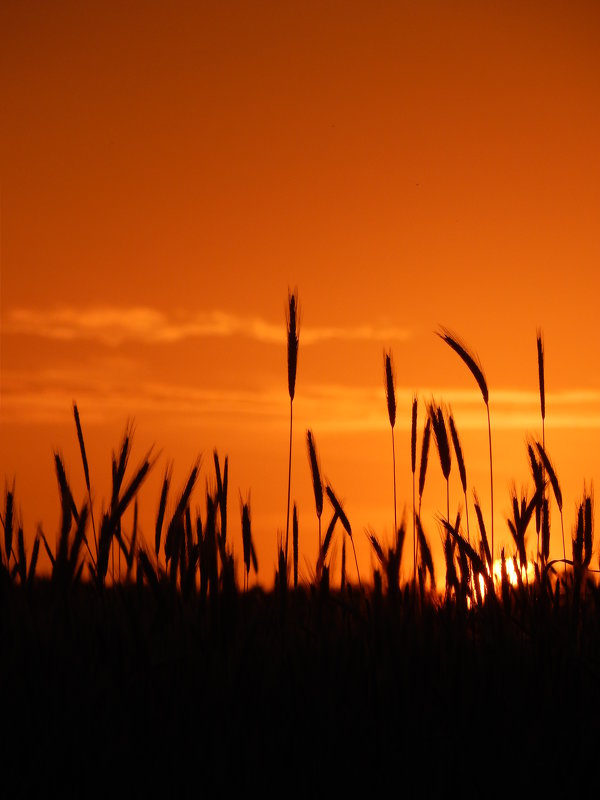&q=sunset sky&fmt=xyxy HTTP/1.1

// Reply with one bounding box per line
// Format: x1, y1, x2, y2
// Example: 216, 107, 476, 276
2, 1, 600, 587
